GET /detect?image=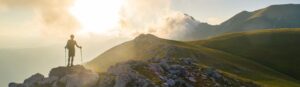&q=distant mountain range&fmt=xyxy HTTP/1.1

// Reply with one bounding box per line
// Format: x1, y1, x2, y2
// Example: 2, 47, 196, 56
219, 4, 300, 32
177, 4, 300, 40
